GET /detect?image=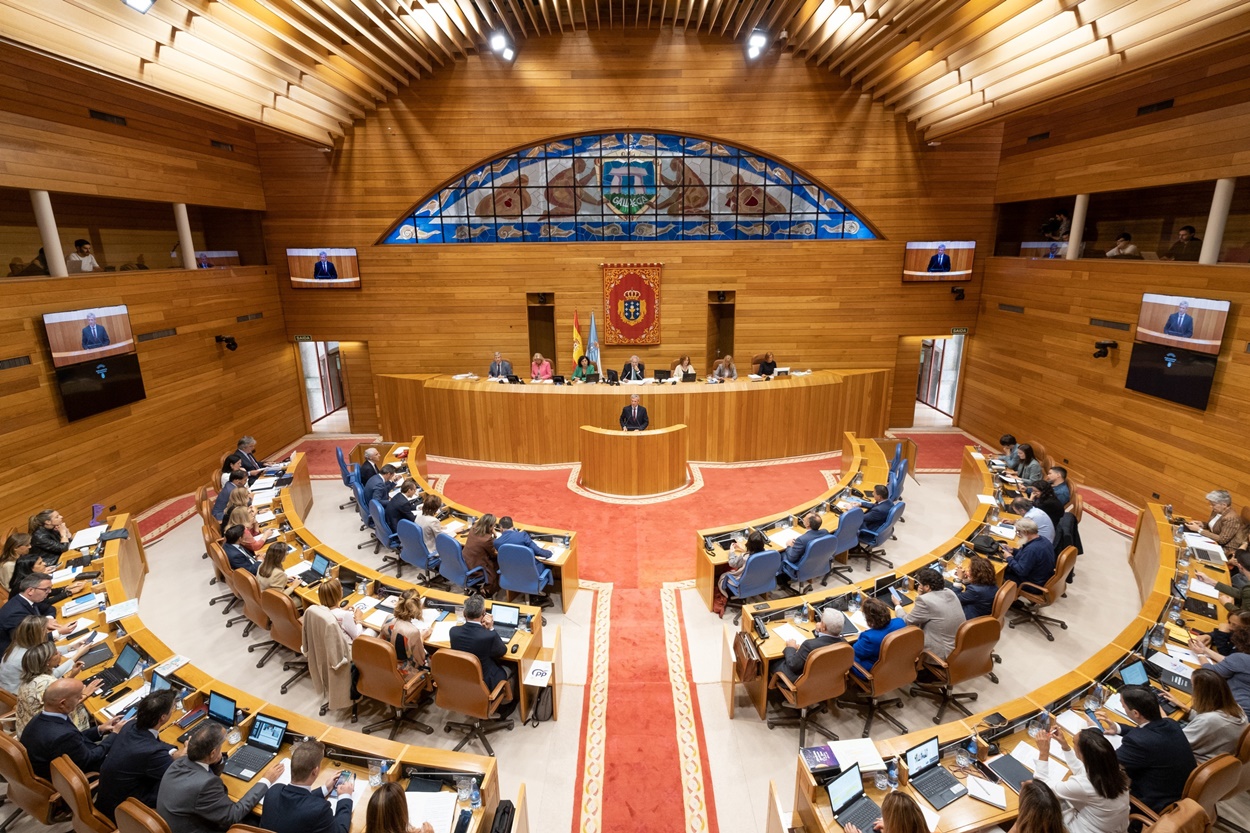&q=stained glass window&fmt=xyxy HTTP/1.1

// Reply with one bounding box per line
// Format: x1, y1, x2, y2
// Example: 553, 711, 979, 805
382, 133, 875, 244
